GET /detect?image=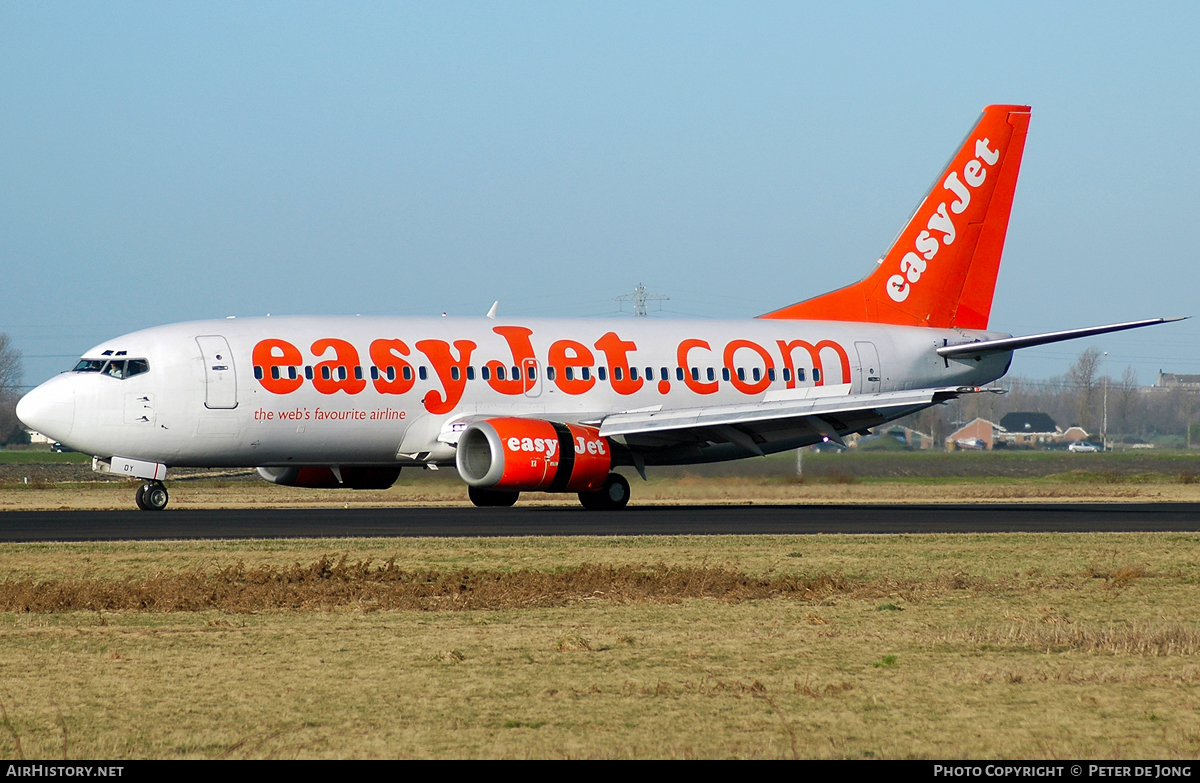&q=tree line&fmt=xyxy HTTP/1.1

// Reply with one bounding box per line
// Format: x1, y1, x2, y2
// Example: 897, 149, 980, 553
900, 347, 1200, 446
0, 333, 22, 444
